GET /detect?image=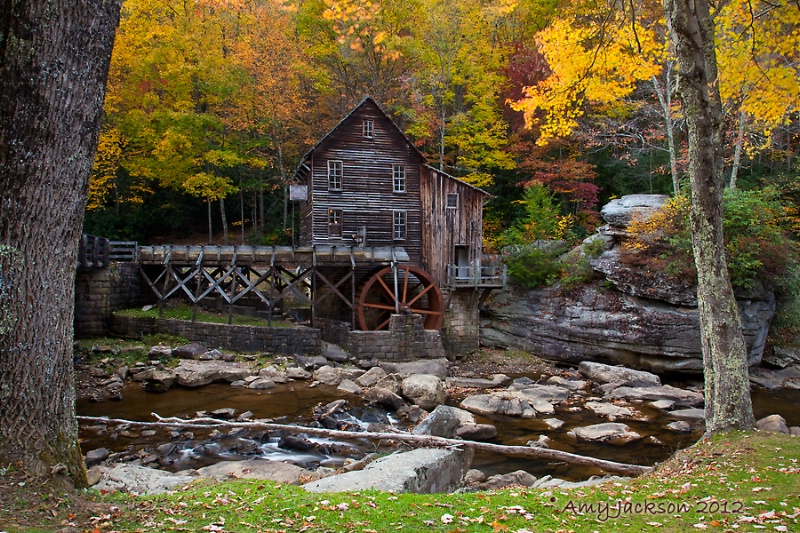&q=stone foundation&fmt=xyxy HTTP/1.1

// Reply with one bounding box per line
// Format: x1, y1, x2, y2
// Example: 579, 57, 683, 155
75, 263, 150, 337
318, 314, 445, 361
443, 289, 481, 354
110, 315, 322, 355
